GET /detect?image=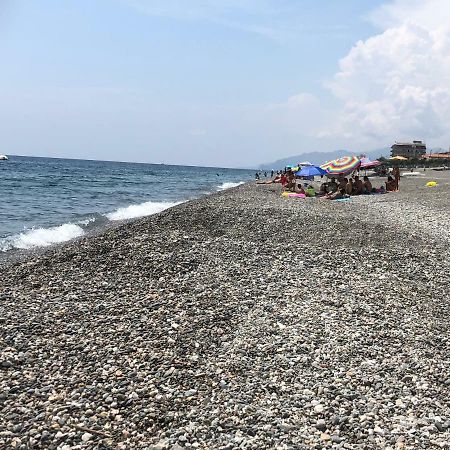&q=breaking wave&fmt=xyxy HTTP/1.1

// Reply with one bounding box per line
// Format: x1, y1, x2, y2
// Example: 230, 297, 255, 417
217, 181, 245, 191
1, 184, 245, 252
0, 201, 181, 252
105, 201, 181, 221
0, 223, 85, 252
